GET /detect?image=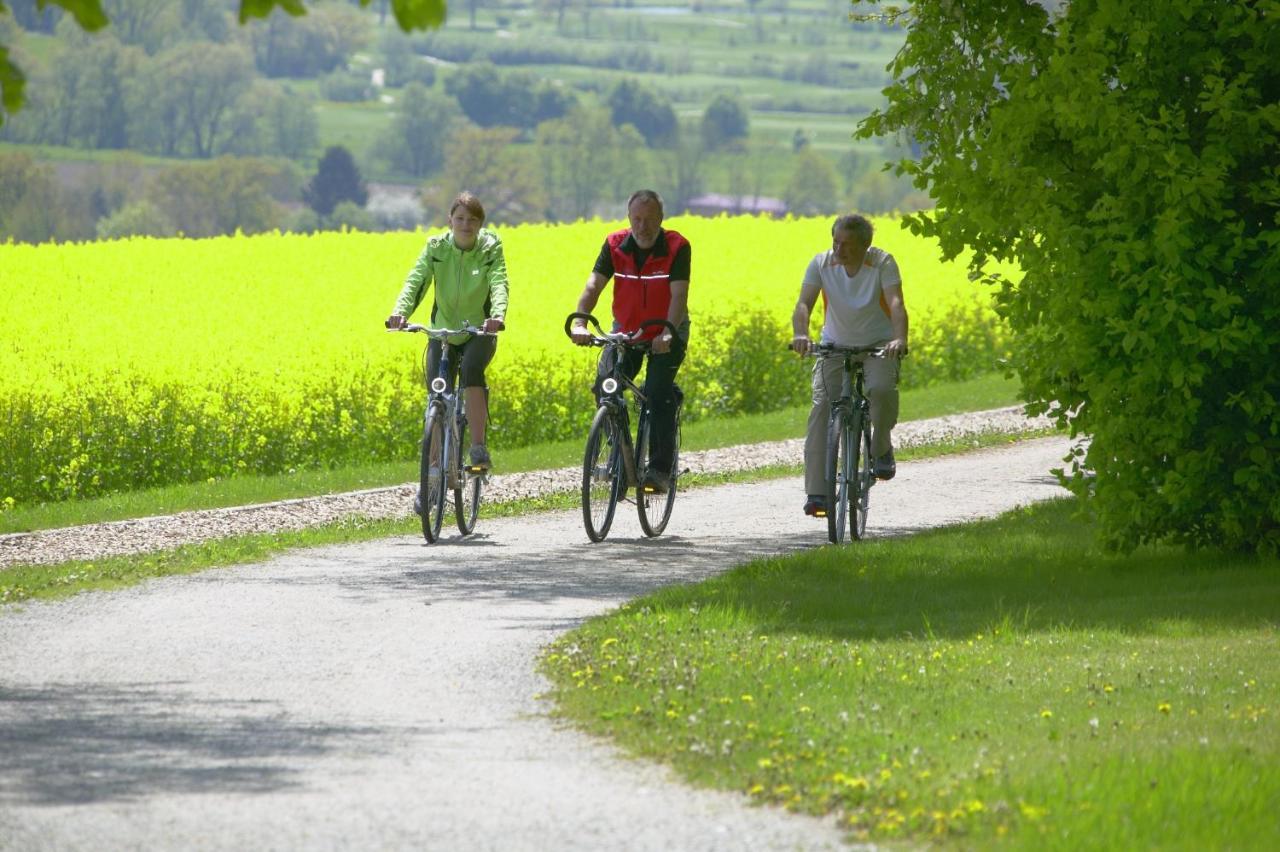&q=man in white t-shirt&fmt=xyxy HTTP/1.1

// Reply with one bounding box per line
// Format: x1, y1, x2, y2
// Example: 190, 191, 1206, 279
790, 214, 909, 517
